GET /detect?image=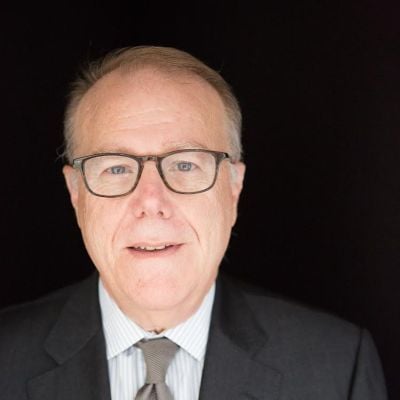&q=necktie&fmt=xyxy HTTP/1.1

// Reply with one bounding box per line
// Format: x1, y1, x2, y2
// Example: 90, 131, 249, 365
135, 338, 179, 400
